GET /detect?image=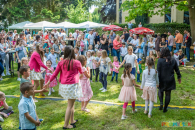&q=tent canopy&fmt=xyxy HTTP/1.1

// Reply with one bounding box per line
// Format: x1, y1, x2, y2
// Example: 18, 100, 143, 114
8, 21, 33, 29
23, 21, 56, 29
43, 21, 78, 29
76, 21, 107, 28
